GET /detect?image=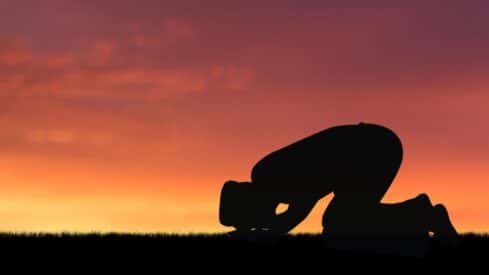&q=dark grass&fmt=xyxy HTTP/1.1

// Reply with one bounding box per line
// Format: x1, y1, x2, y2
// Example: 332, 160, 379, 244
0, 233, 487, 269
0, 232, 486, 255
